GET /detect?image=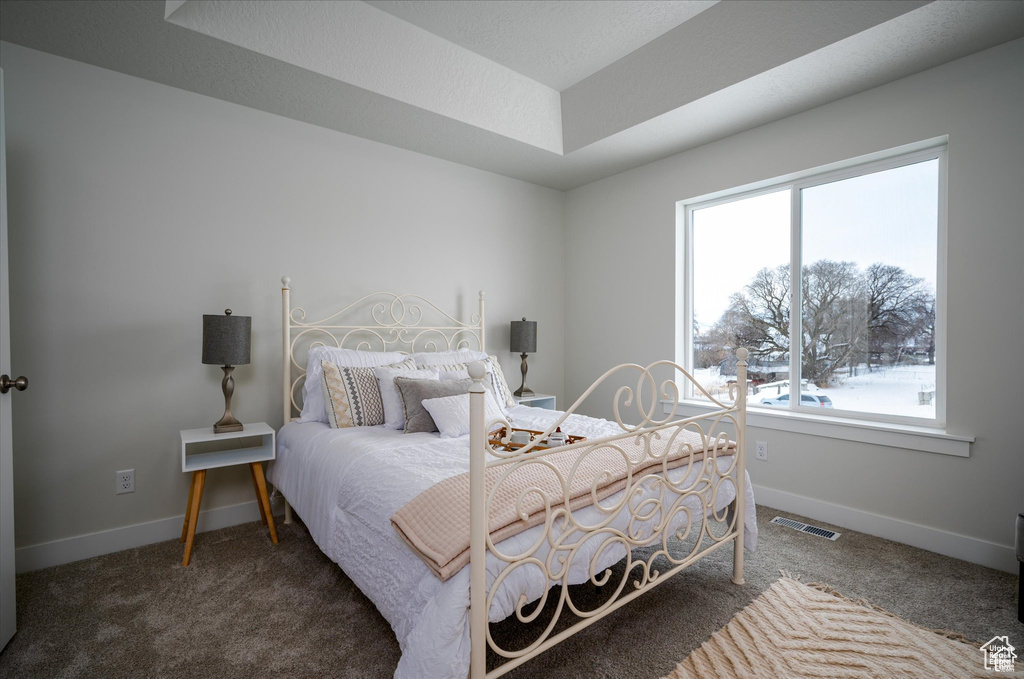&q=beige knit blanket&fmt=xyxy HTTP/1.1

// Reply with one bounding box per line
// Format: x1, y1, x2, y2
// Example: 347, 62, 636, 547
391, 425, 734, 581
